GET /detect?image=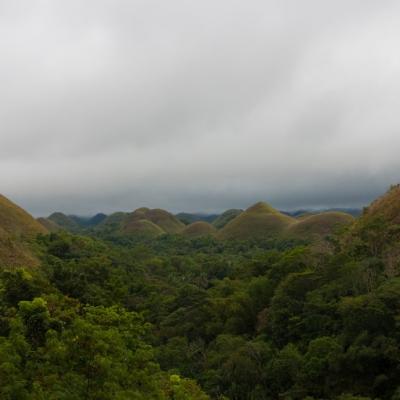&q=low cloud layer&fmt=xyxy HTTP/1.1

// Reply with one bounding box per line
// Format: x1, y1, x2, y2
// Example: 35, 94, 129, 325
1, 0, 400, 215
